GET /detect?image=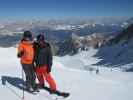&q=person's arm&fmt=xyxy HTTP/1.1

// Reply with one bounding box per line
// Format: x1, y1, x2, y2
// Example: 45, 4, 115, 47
47, 46, 53, 73
17, 43, 24, 58
32, 42, 37, 66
